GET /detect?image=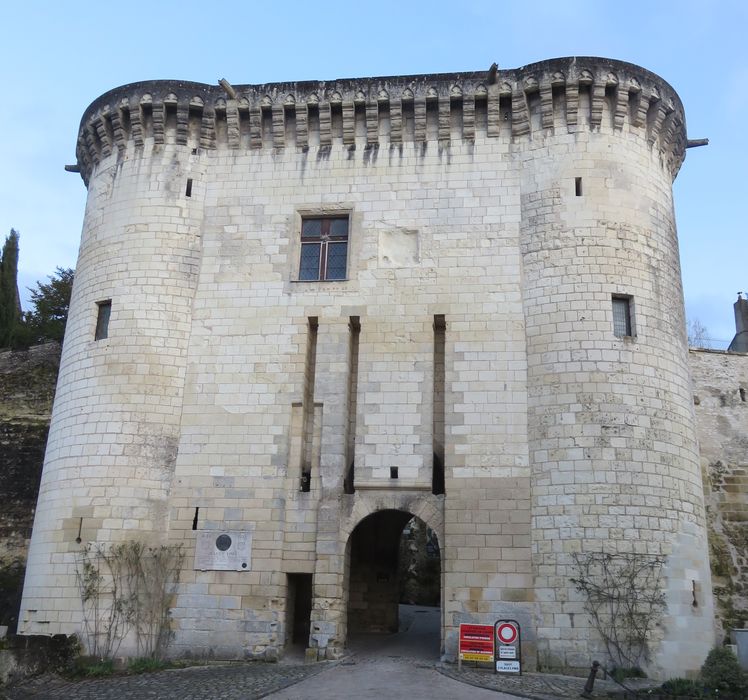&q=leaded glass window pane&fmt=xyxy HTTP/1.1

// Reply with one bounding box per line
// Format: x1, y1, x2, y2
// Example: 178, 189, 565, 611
298, 215, 350, 281
330, 218, 349, 237
302, 219, 322, 238
326, 242, 348, 280
299, 244, 321, 280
